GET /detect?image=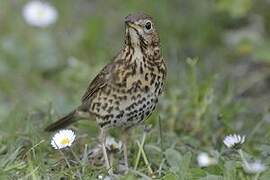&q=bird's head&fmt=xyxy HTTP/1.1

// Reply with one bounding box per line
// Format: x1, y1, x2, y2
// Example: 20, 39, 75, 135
124, 12, 160, 48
